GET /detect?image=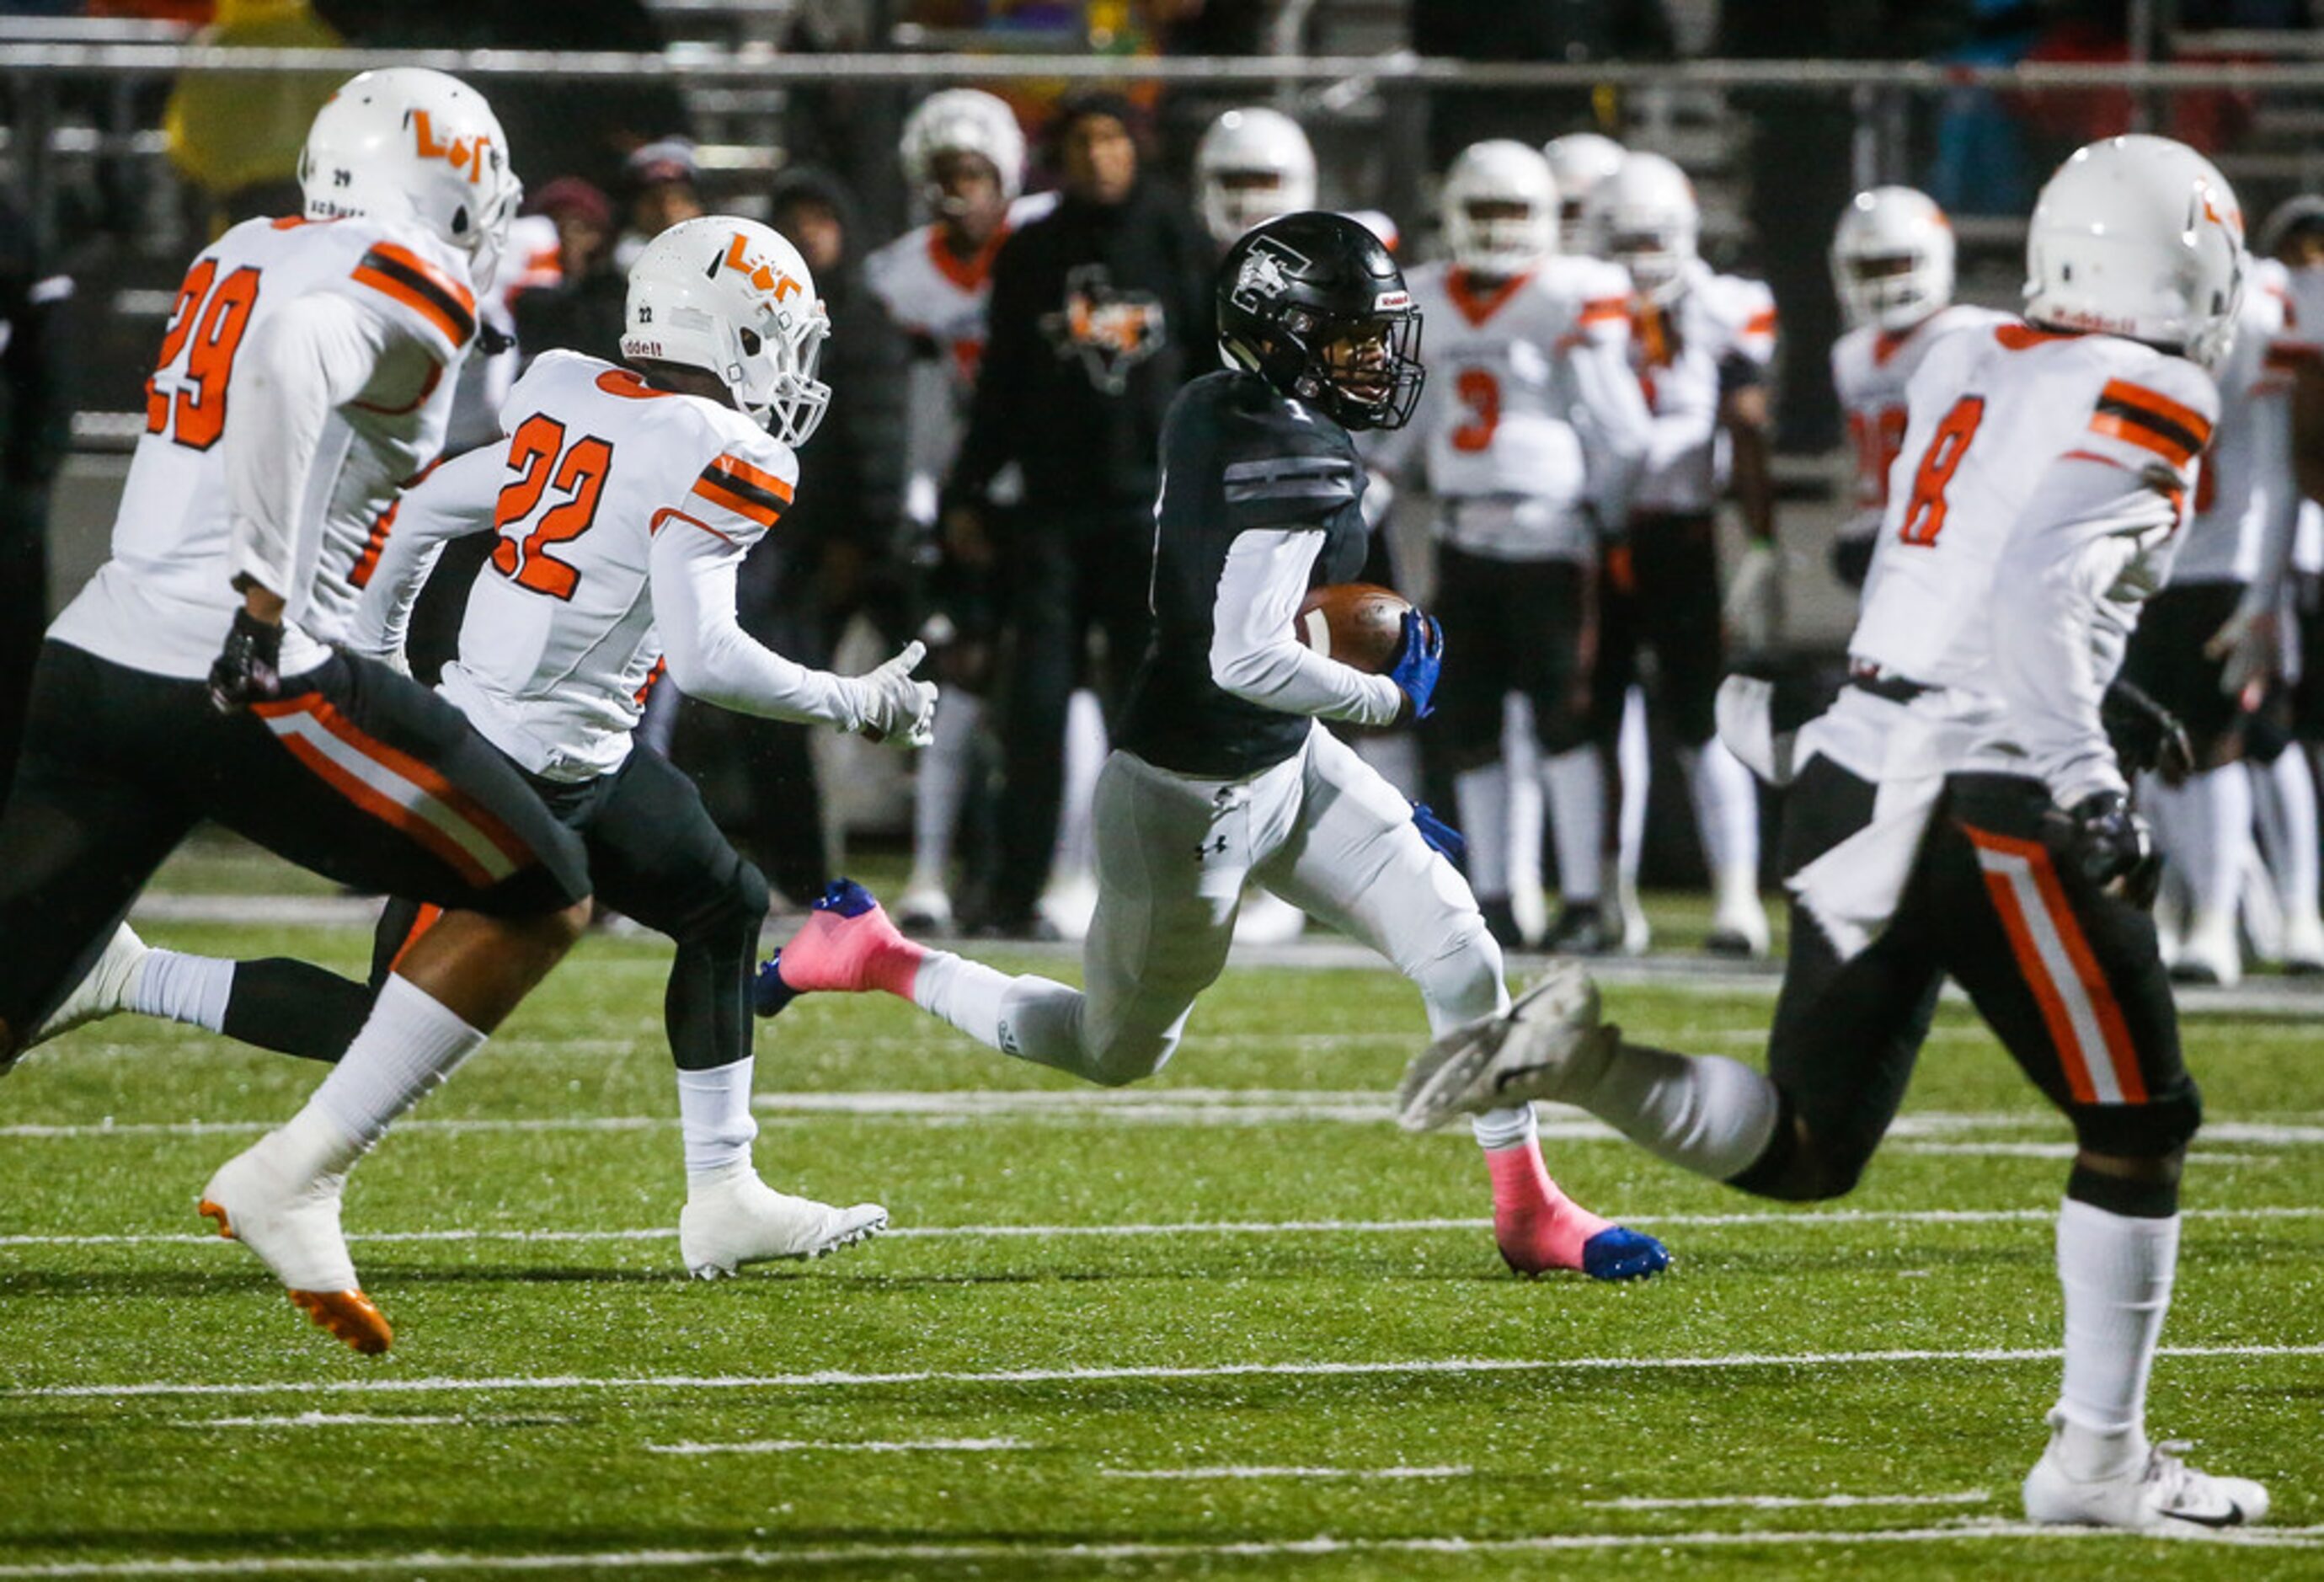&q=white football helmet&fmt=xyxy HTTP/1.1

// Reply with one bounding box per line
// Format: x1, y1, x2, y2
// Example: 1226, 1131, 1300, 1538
900, 89, 1026, 206
300, 68, 521, 291
1195, 108, 1319, 248
1544, 132, 1626, 256
1830, 186, 1956, 332
622, 216, 831, 447
1585, 151, 1699, 305
2025, 134, 2246, 371
1441, 140, 1558, 275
